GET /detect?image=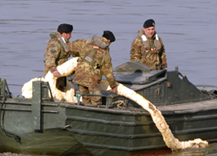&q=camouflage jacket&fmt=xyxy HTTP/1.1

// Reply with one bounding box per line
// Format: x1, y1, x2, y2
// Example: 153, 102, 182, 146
43, 31, 71, 76
70, 36, 116, 89
130, 29, 167, 70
